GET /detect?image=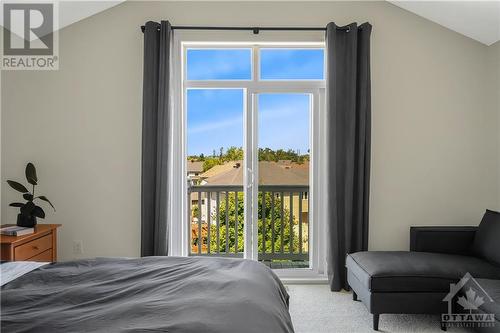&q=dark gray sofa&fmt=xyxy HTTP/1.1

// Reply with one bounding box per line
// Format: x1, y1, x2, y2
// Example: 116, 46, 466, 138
346, 209, 500, 331
475, 278, 500, 333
